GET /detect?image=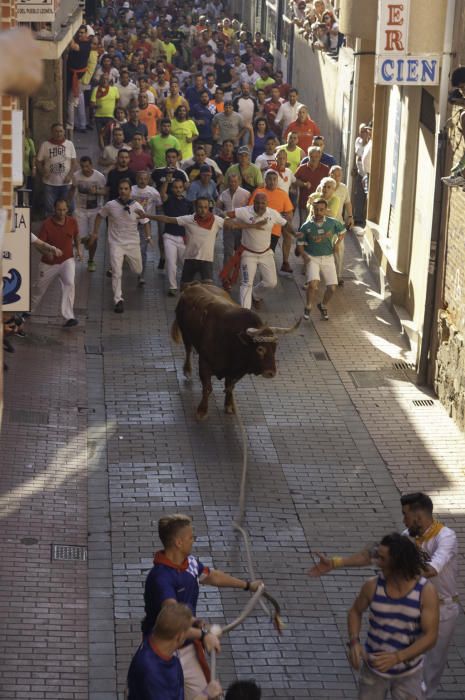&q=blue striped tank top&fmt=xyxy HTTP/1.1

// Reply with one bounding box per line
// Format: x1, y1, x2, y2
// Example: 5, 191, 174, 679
366, 574, 427, 677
